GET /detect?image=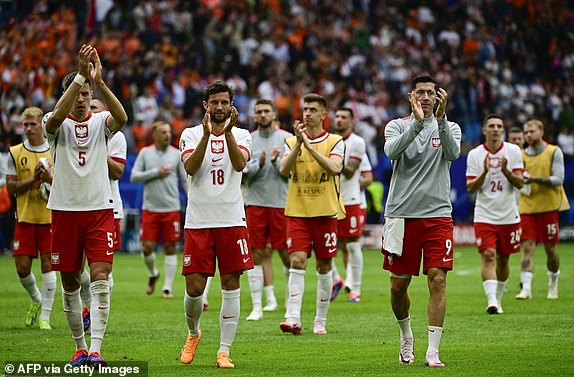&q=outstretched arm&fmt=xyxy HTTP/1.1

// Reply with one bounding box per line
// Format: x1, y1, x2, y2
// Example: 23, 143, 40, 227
90, 50, 127, 133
